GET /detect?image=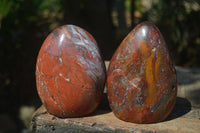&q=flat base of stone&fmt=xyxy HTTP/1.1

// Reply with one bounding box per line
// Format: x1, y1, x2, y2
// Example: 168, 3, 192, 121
32, 103, 200, 133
